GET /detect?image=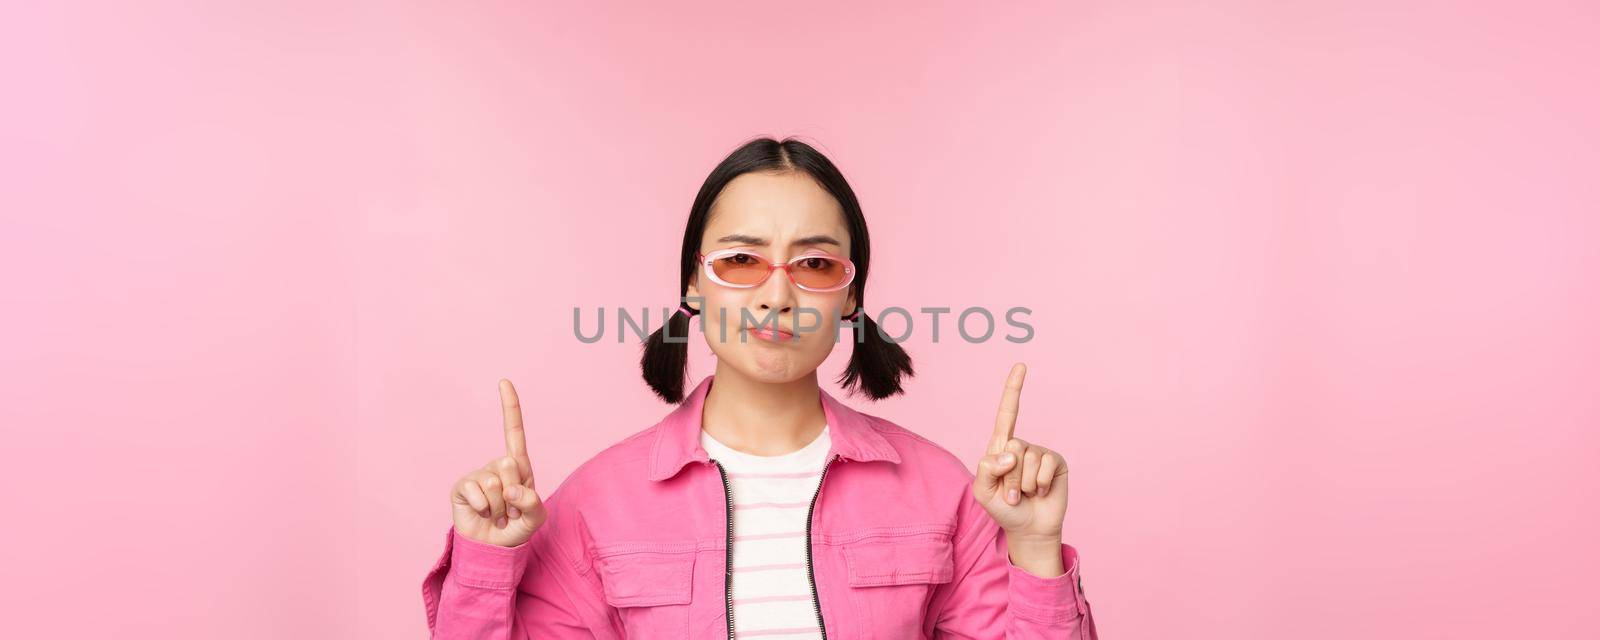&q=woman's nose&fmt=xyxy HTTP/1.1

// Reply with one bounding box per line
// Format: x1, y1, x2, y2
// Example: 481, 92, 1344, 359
755, 266, 797, 314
